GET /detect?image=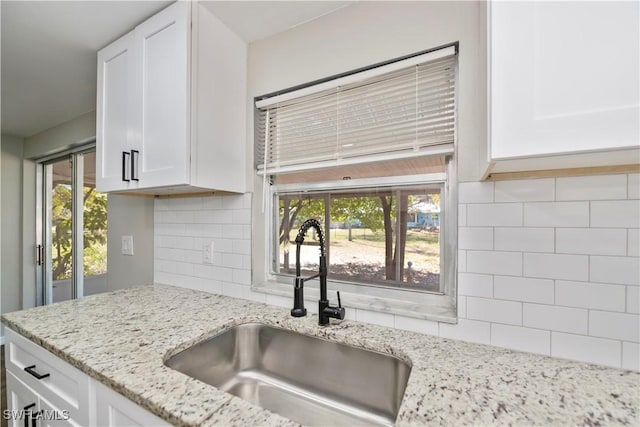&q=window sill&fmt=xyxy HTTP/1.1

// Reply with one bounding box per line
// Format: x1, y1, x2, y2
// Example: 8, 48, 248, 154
251, 280, 457, 325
